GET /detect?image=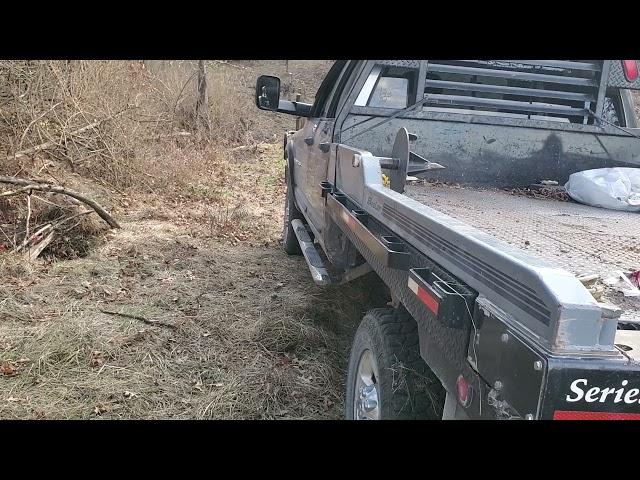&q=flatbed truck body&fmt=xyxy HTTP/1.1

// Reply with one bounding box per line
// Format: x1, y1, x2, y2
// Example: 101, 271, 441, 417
256, 60, 640, 420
